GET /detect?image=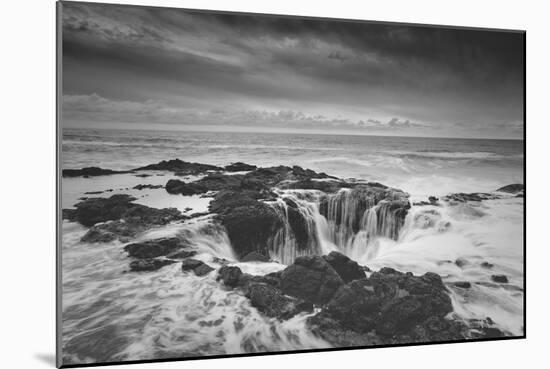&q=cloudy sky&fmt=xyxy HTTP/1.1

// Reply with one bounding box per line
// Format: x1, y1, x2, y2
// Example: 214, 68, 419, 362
61, 2, 524, 139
